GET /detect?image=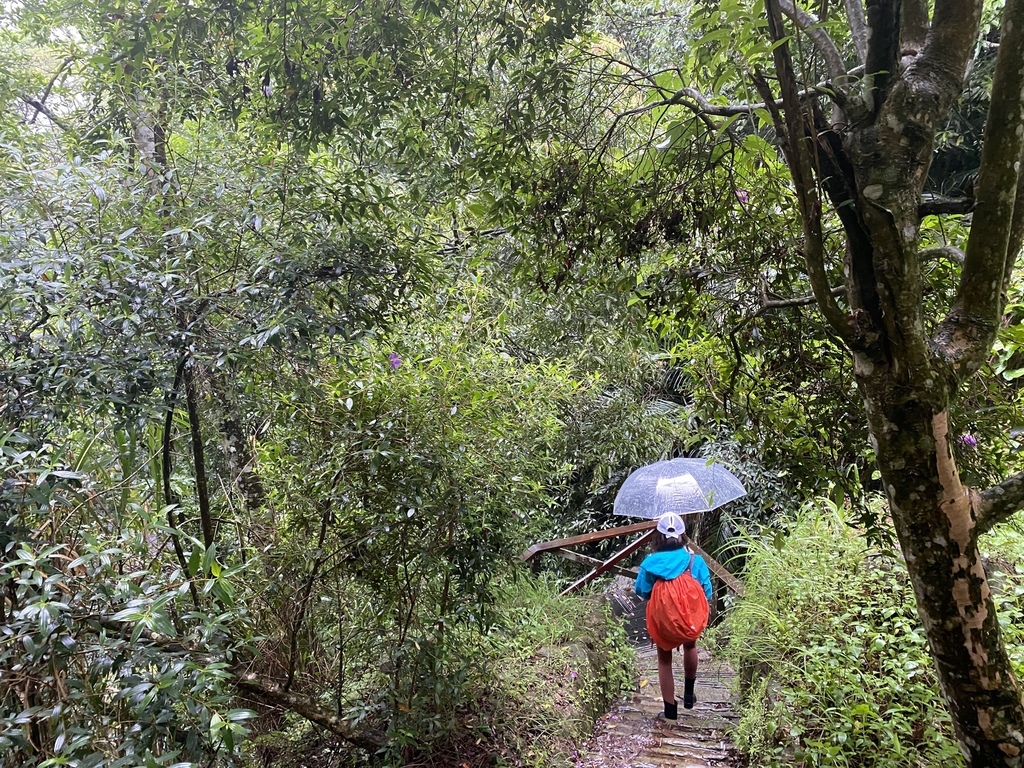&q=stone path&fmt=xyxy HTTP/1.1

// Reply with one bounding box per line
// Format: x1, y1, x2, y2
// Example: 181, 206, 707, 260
577, 646, 744, 768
